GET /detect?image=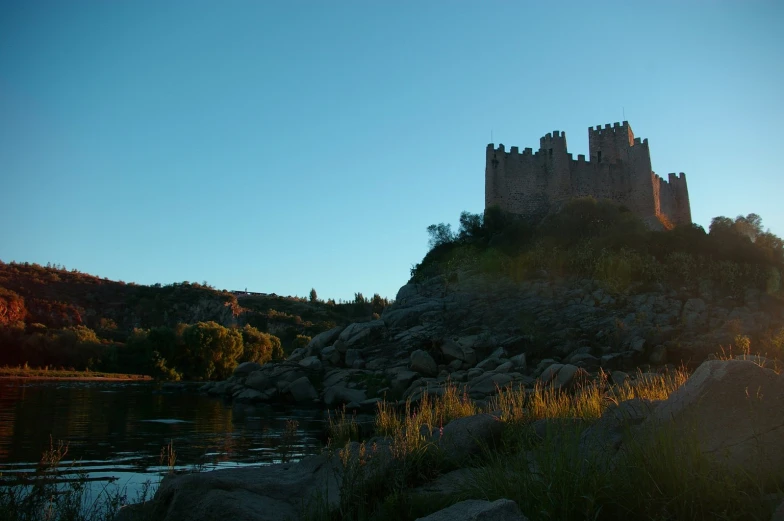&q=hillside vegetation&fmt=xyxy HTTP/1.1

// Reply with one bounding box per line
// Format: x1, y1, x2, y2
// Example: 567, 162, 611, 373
412, 198, 783, 297
0, 263, 389, 379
